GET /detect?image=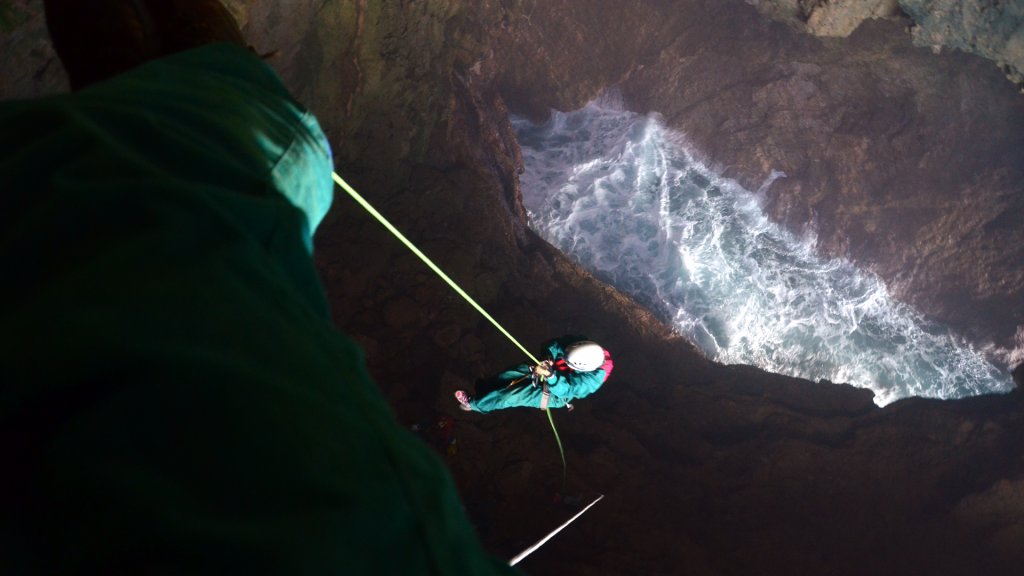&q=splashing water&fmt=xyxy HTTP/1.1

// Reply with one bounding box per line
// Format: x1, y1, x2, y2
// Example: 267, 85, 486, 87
514, 101, 1013, 405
